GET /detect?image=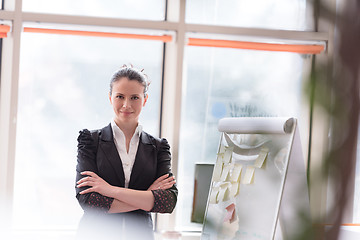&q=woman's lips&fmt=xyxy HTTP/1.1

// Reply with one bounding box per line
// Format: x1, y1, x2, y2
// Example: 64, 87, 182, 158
121, 111, 133, 115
